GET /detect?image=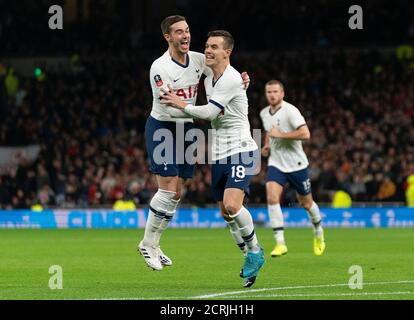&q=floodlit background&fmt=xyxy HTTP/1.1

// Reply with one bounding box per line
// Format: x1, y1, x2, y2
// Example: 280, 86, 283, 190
0, 0, 413, 300
1, 0, 413, 211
